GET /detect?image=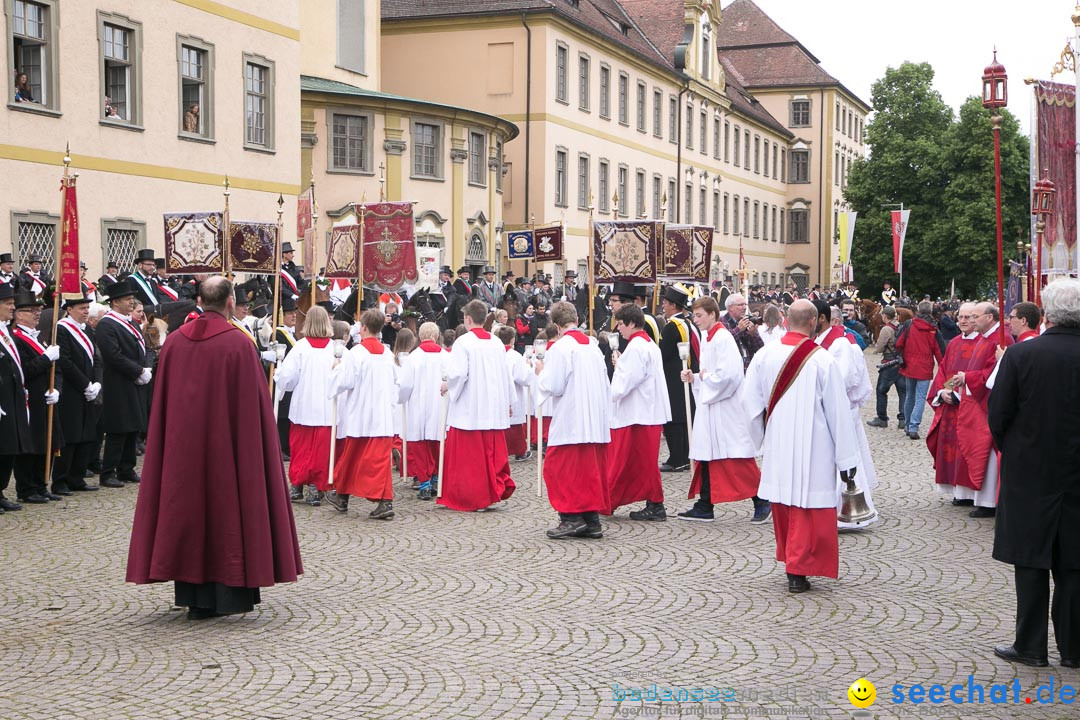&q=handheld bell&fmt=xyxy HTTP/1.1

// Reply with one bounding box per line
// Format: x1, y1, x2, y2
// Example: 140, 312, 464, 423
838, 474, 876, 528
